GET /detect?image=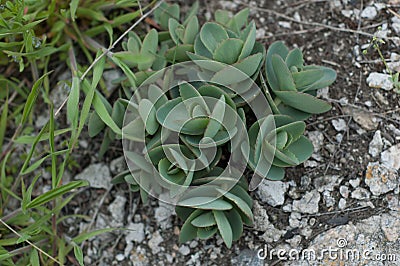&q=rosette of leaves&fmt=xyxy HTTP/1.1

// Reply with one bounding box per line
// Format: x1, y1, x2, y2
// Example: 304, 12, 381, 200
175, 180, 253, 248
245, 115, 313, 181
156, 82, 241, 155
265, 41, 336, 120
188, 19, 265, 79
